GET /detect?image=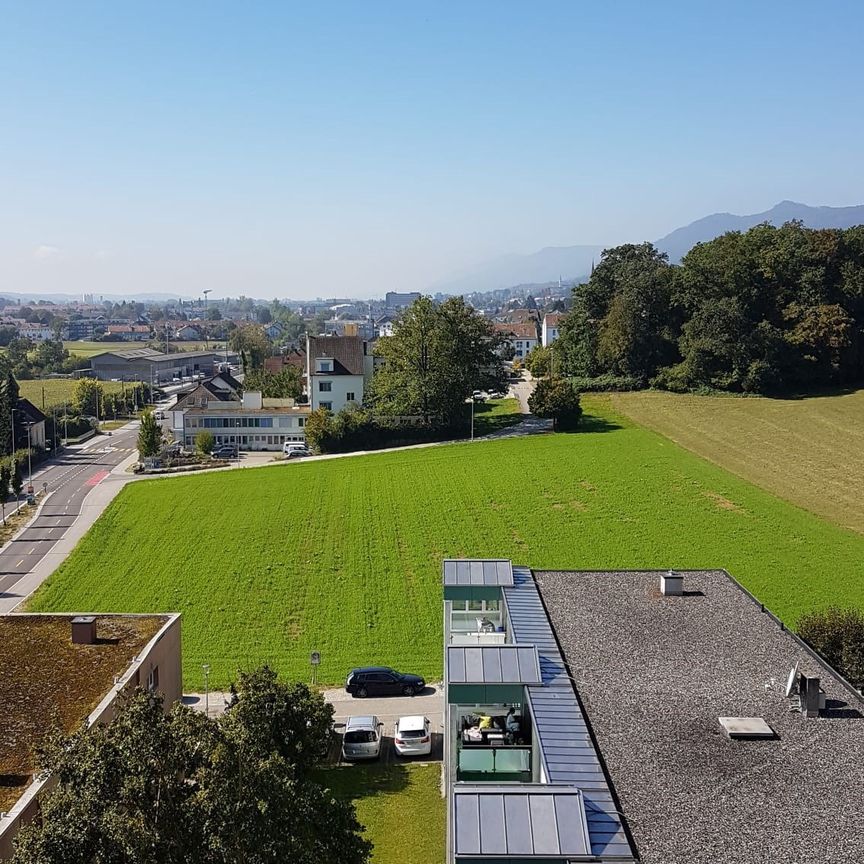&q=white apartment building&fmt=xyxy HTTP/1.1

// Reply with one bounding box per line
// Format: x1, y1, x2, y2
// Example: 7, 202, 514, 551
542, 313, 563, 347
493, 323, 539, 360
305, 334, 373, 413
